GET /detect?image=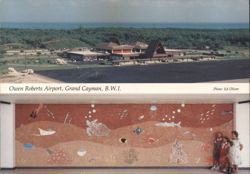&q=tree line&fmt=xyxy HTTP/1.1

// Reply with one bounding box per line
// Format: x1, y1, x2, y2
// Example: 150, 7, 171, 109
0, 28, 249, 50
